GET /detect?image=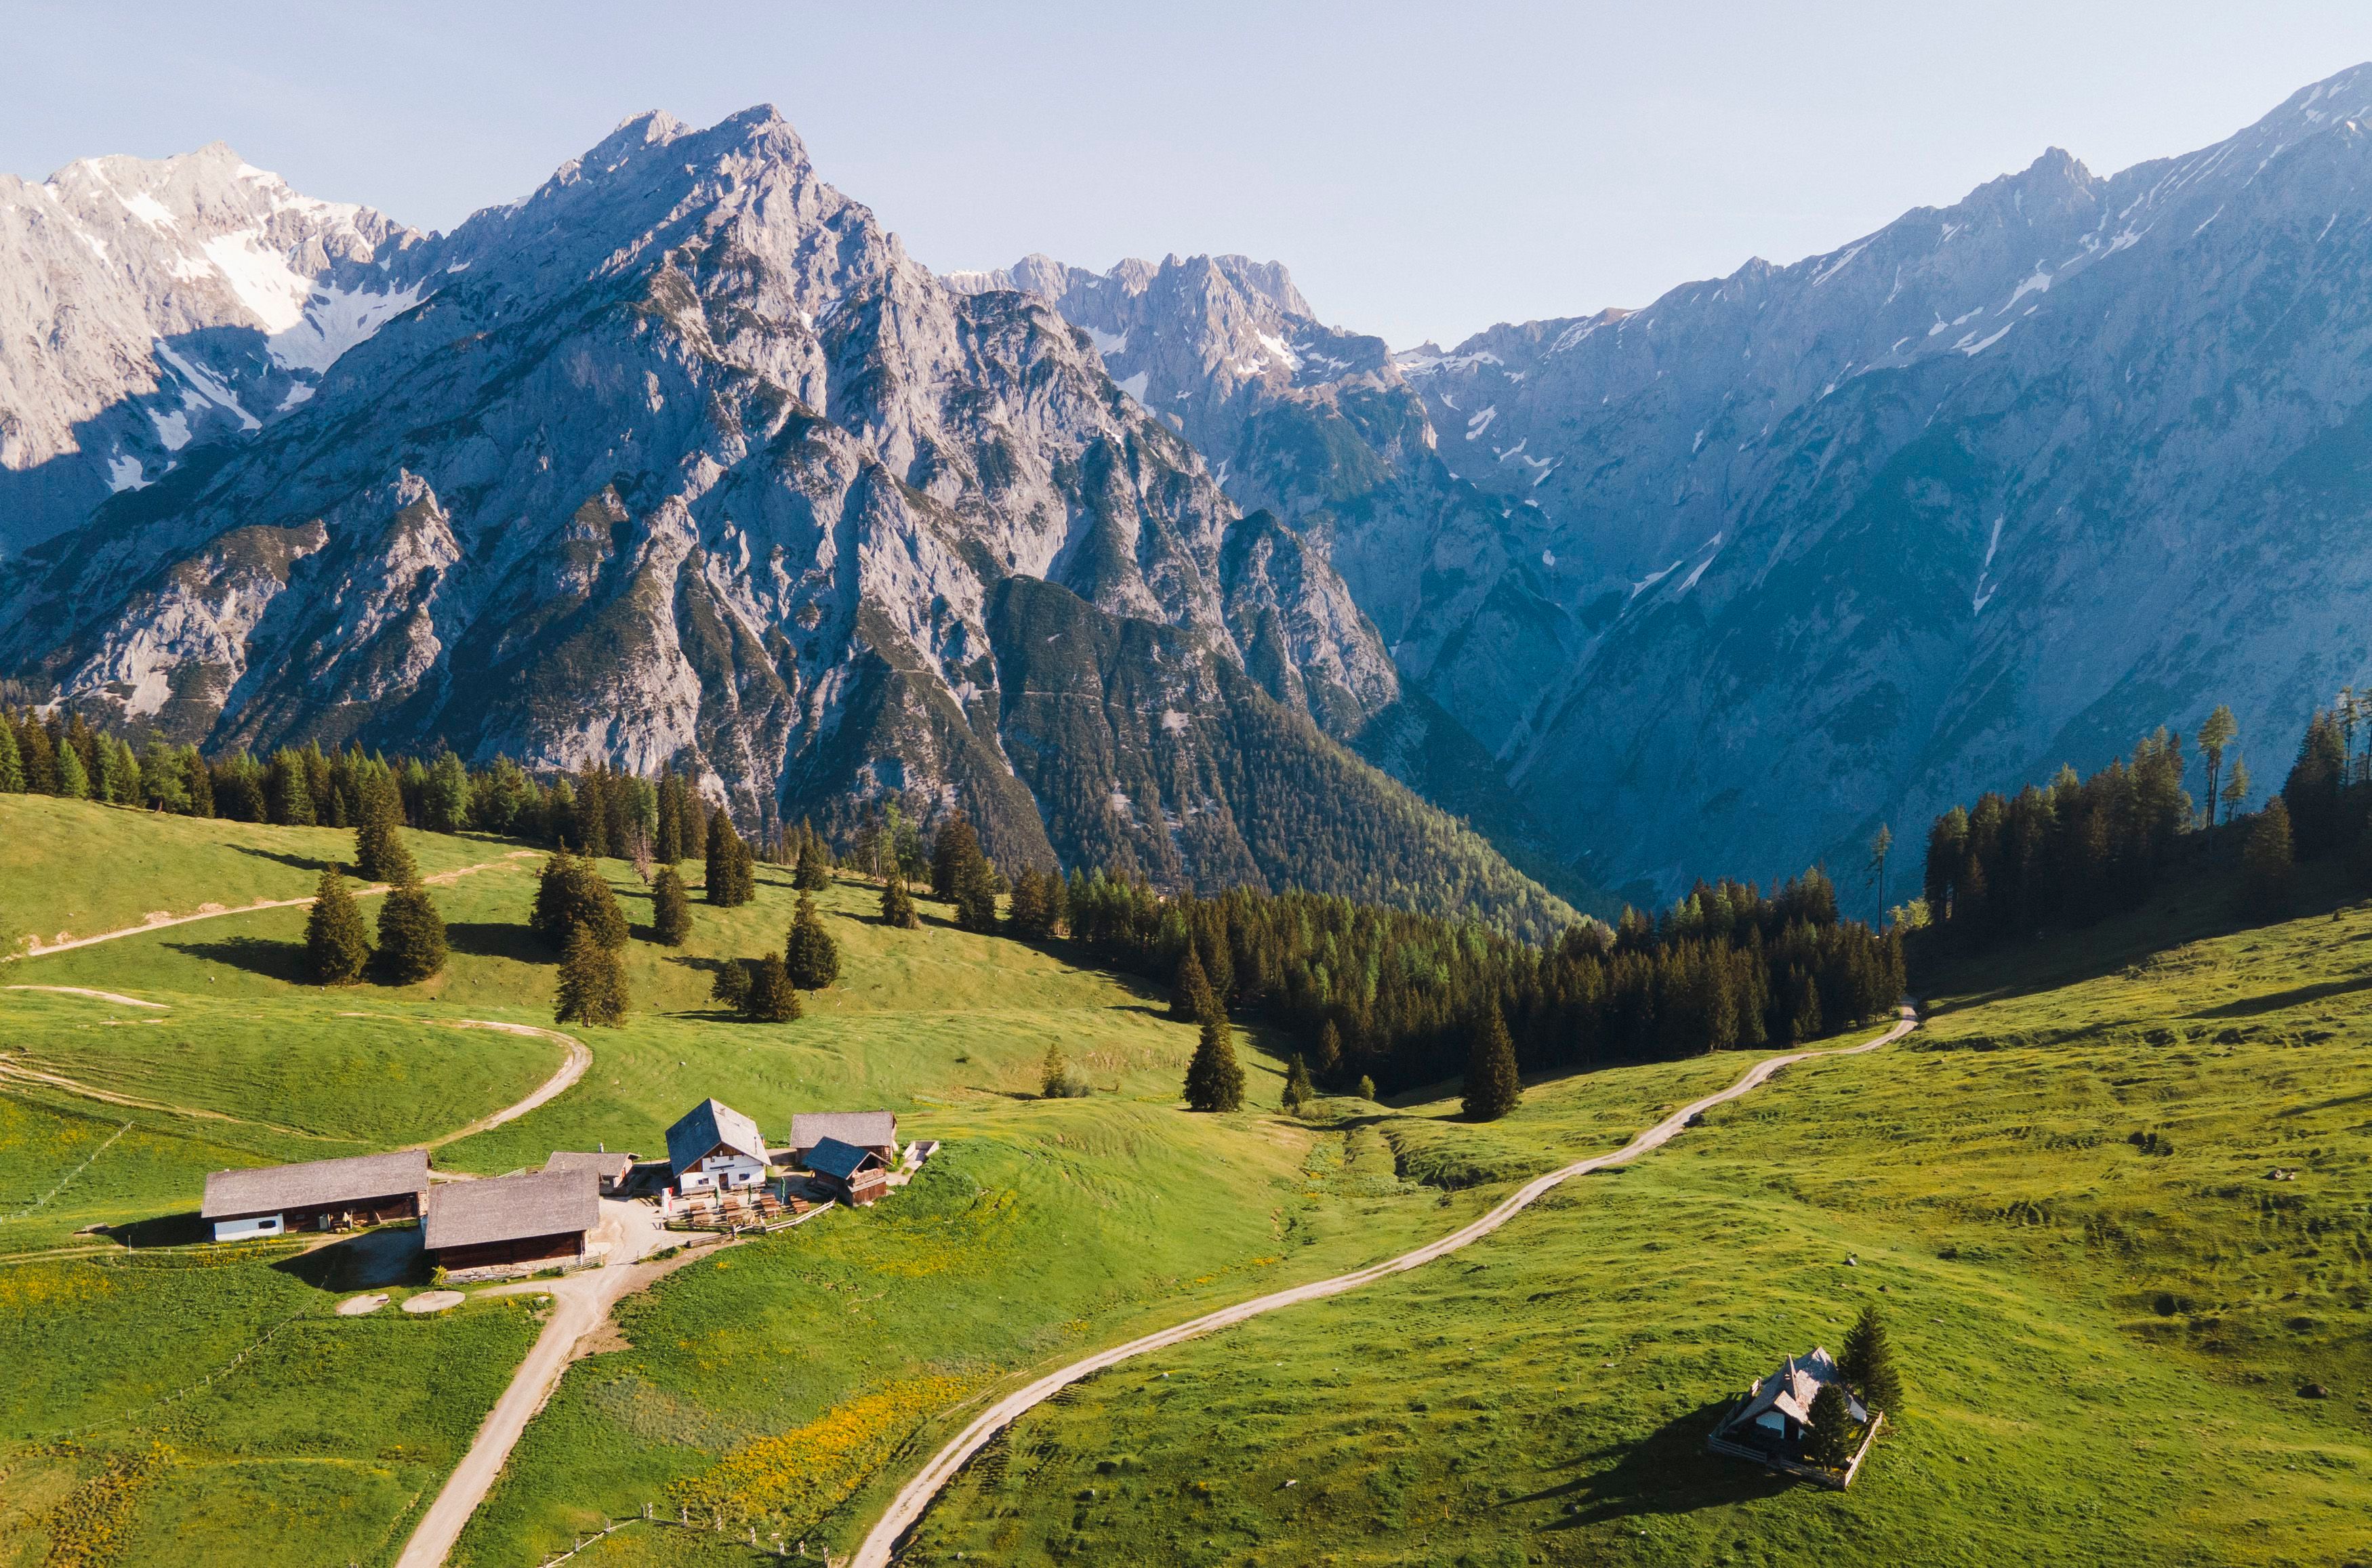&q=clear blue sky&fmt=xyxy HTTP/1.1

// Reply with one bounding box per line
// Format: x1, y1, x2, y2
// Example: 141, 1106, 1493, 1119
7, 1, 2372, 347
